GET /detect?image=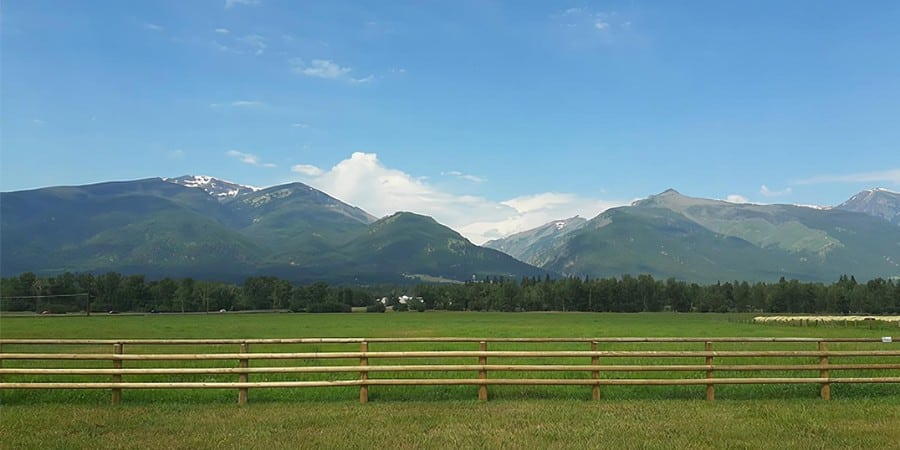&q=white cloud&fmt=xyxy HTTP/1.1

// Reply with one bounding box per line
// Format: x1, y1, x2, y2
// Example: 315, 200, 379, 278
213, 34, 266, 55
212, 41, 232, 52
293, 59, 352, 79
795, 169, 900, 186
291, 164, 324, 176
226, 150, 276, 168
236, 34, 266, 55
225, 0, 260, 8
553, 7, 632, 41
143, 23, 164, 32
293, 152, 626, 244
760, 185, 793, 197
32, 119, 46, 125
462, 192, 623, 242
231, 100, 264, 108
168, 149, 186, 160
350, 74, 375, 84
726, 194, 749, 204
210, 100, 265, 108
442, 171, 485, 183
291, 122, 311, 129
